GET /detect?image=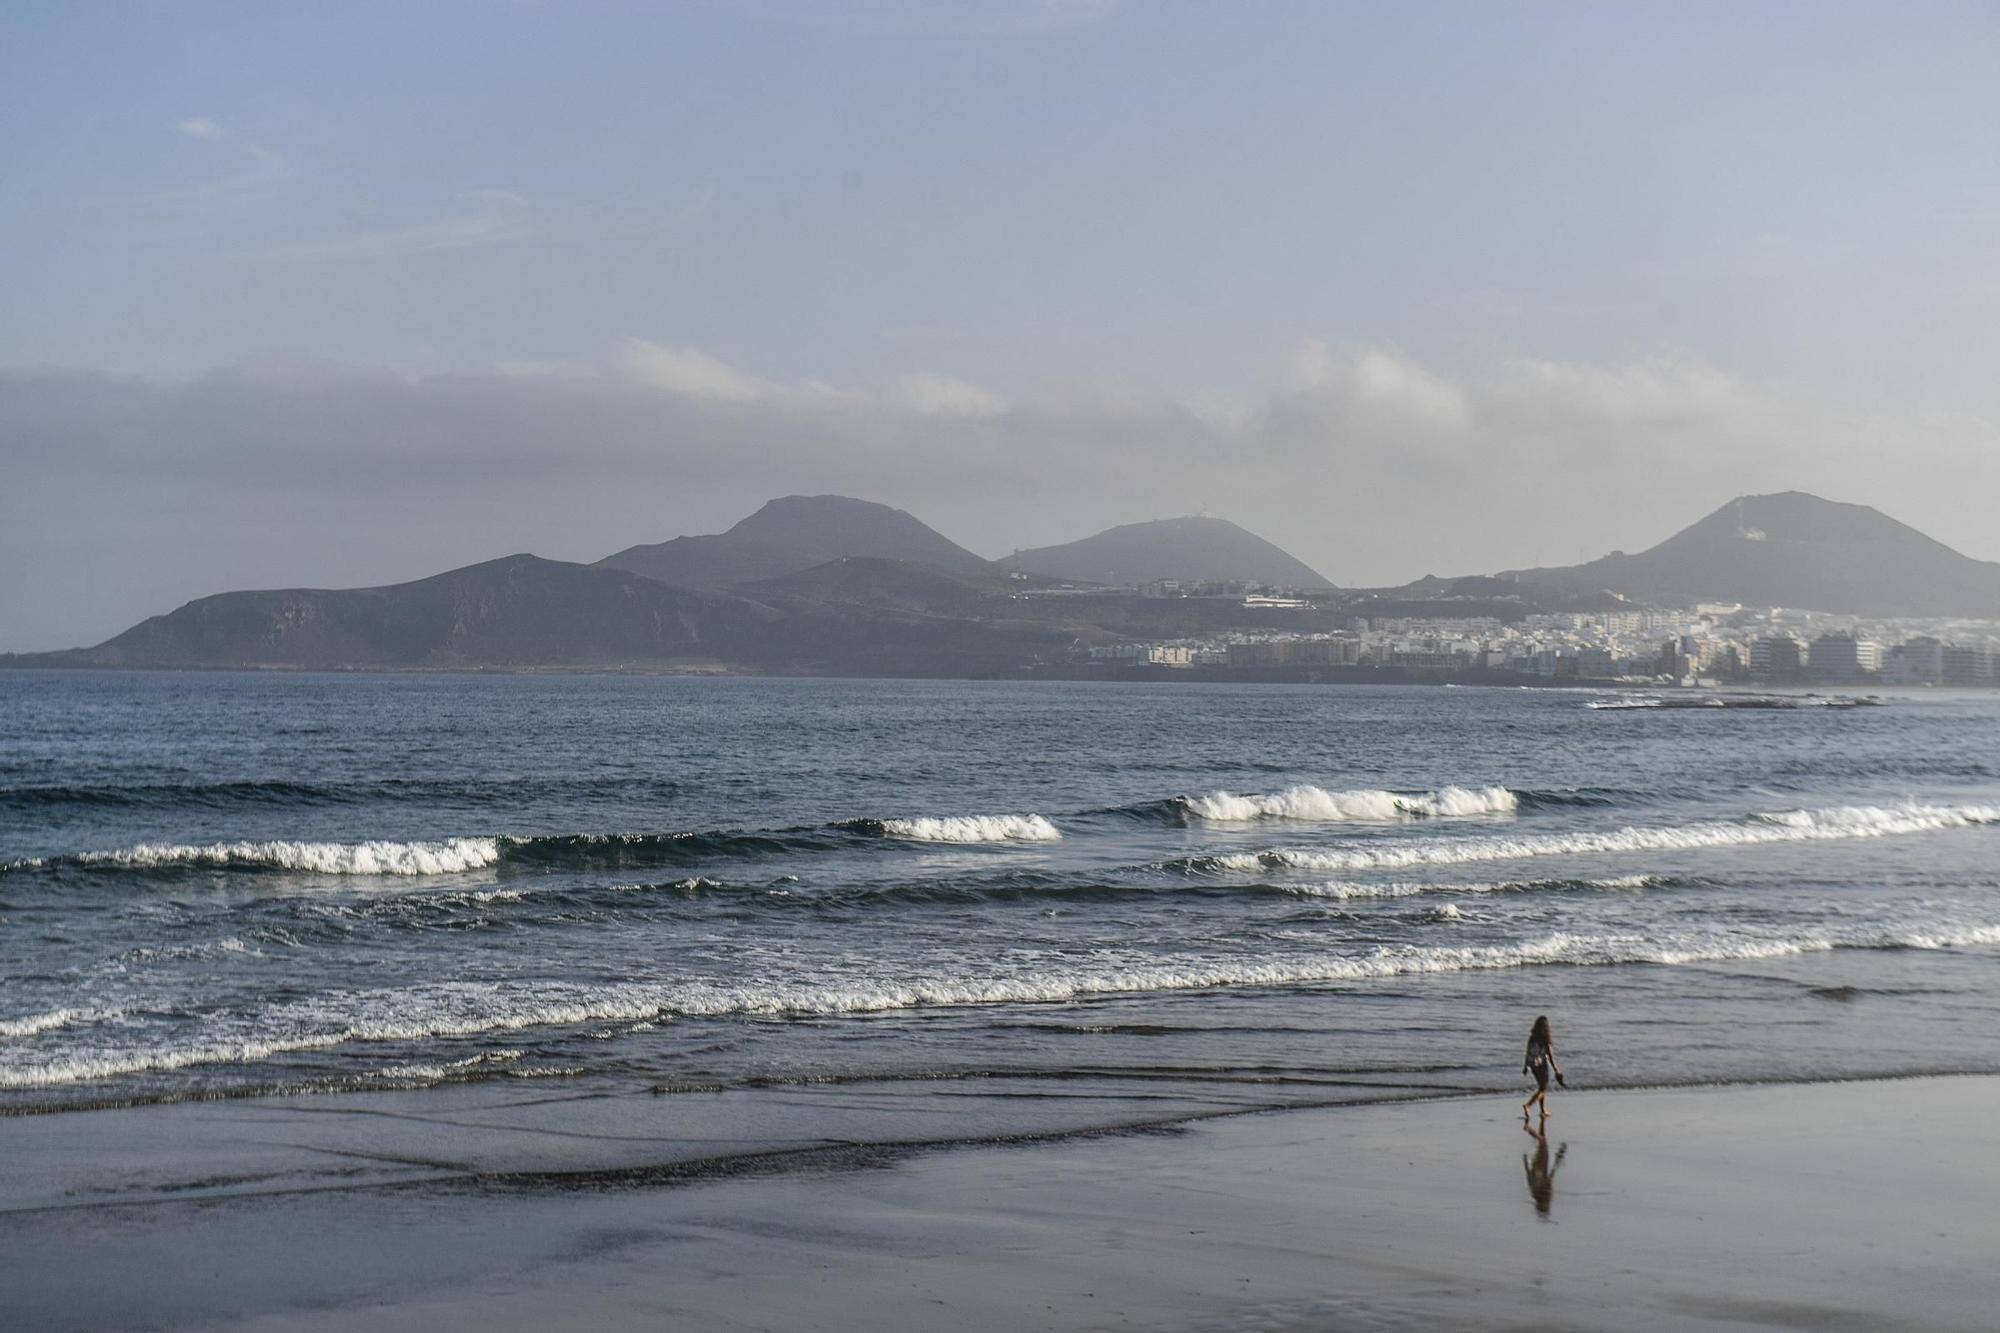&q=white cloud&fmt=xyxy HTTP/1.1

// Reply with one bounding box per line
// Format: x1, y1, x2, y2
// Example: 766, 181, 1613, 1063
1480, 353, 1760, 429
176, 116, 227, 142
888, 373, 1005, 419
619, 341, 774, 402
1275, 341, 1473, 435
